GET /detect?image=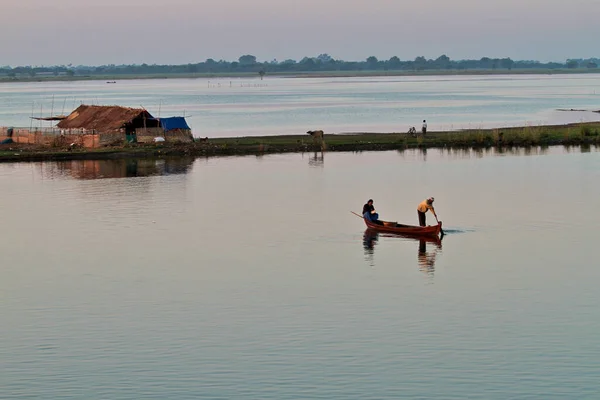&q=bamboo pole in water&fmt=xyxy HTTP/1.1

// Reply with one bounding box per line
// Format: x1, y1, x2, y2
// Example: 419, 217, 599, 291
50, 95, 55, 130
29, 102, 34, 132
